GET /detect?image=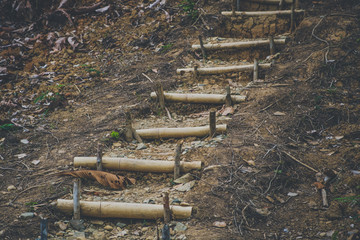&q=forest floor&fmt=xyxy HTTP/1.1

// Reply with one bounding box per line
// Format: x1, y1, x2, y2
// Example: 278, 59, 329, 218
0, 0, 360, 239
